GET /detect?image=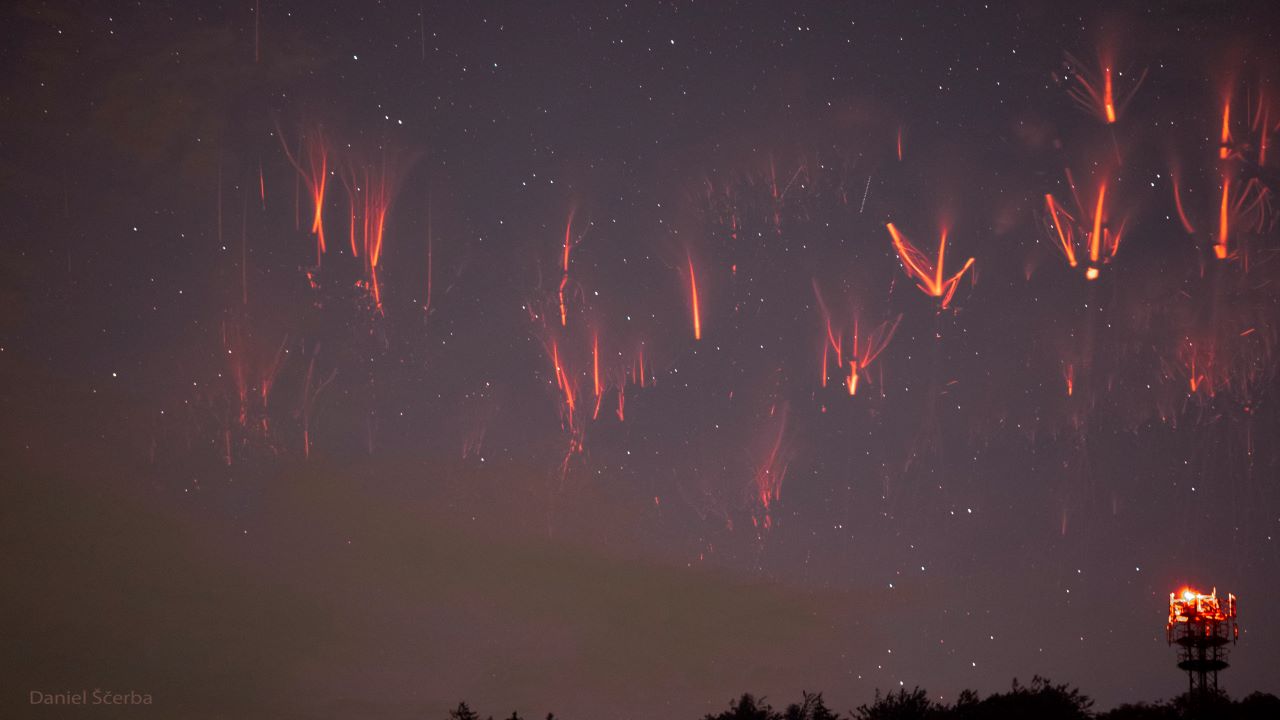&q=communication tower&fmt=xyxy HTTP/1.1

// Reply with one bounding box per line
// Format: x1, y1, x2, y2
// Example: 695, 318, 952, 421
1167, 587, 1238, 697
